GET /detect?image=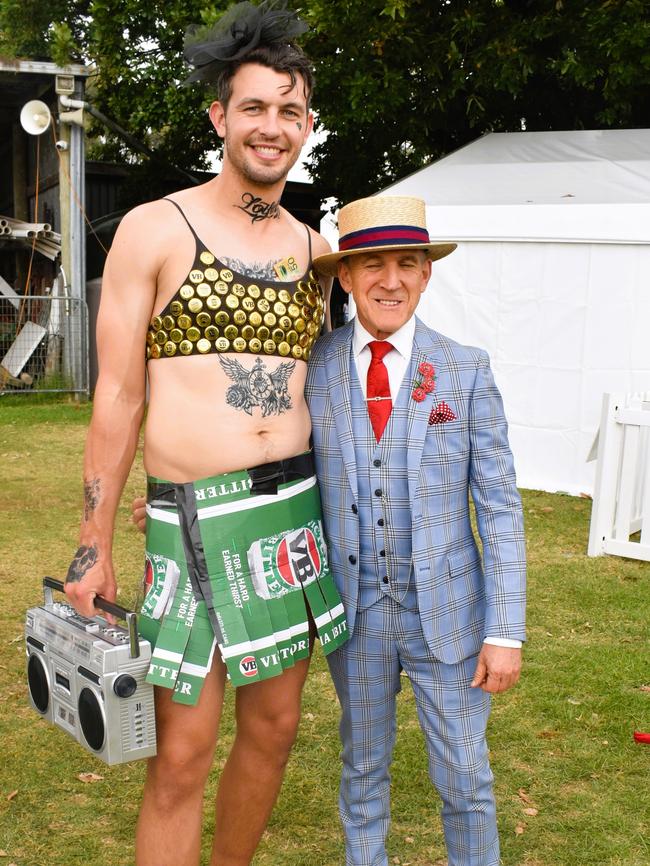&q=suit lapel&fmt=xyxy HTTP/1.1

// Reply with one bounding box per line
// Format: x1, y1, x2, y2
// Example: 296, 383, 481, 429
406, 318, 444, 502
324, 323, 358, 499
